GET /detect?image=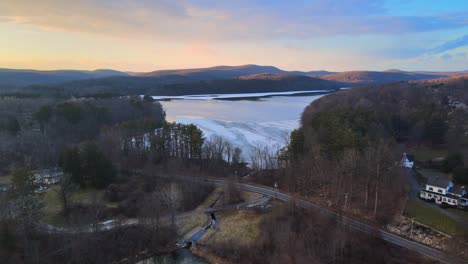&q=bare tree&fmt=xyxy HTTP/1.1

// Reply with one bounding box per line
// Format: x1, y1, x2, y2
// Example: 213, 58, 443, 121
140, 191, 163, 231
161, 182, 182, 226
